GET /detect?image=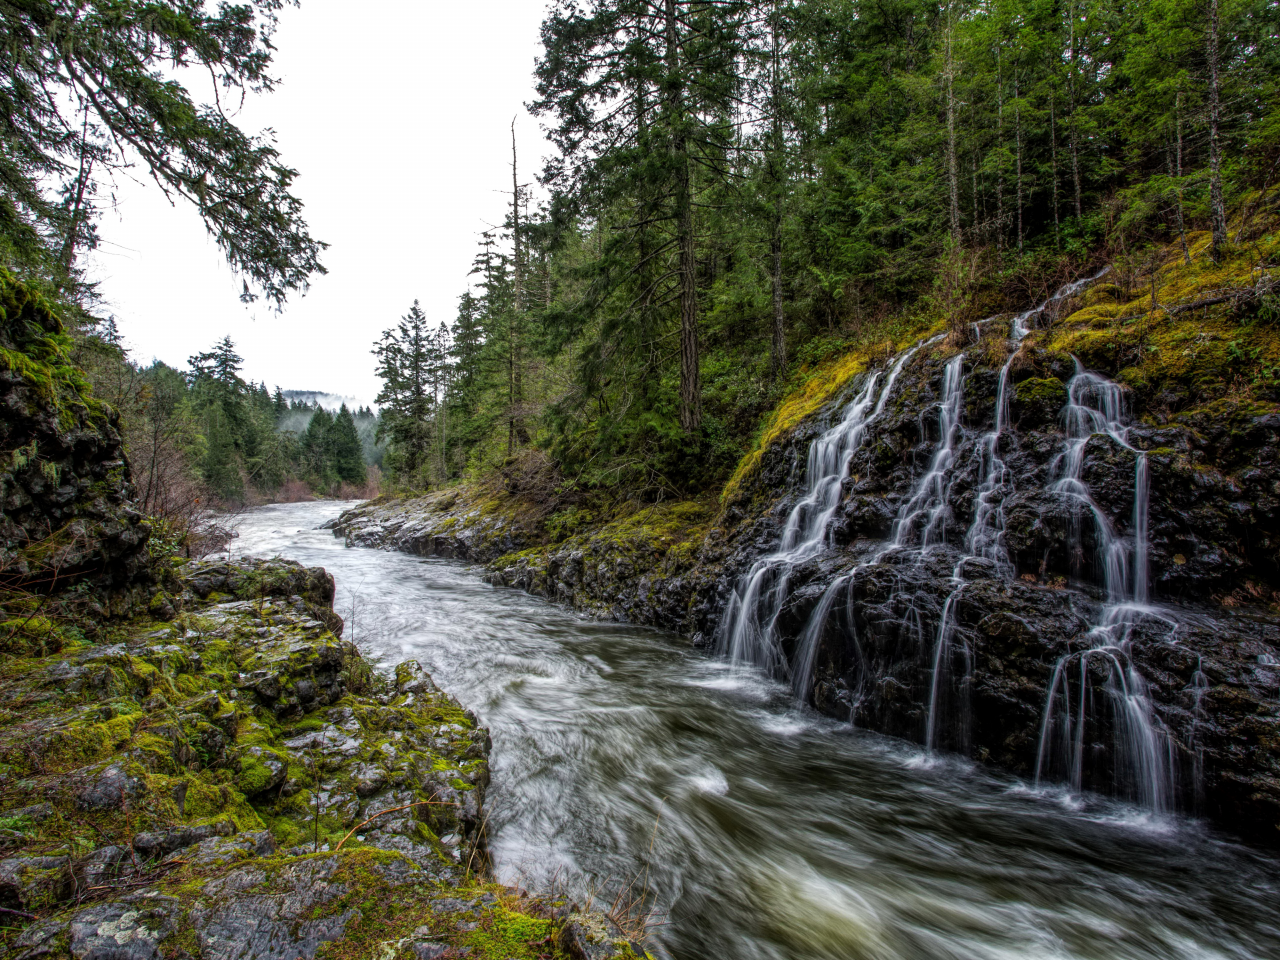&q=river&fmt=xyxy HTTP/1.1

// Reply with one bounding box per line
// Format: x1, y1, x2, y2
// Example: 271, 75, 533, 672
231, 501, 1280, 960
